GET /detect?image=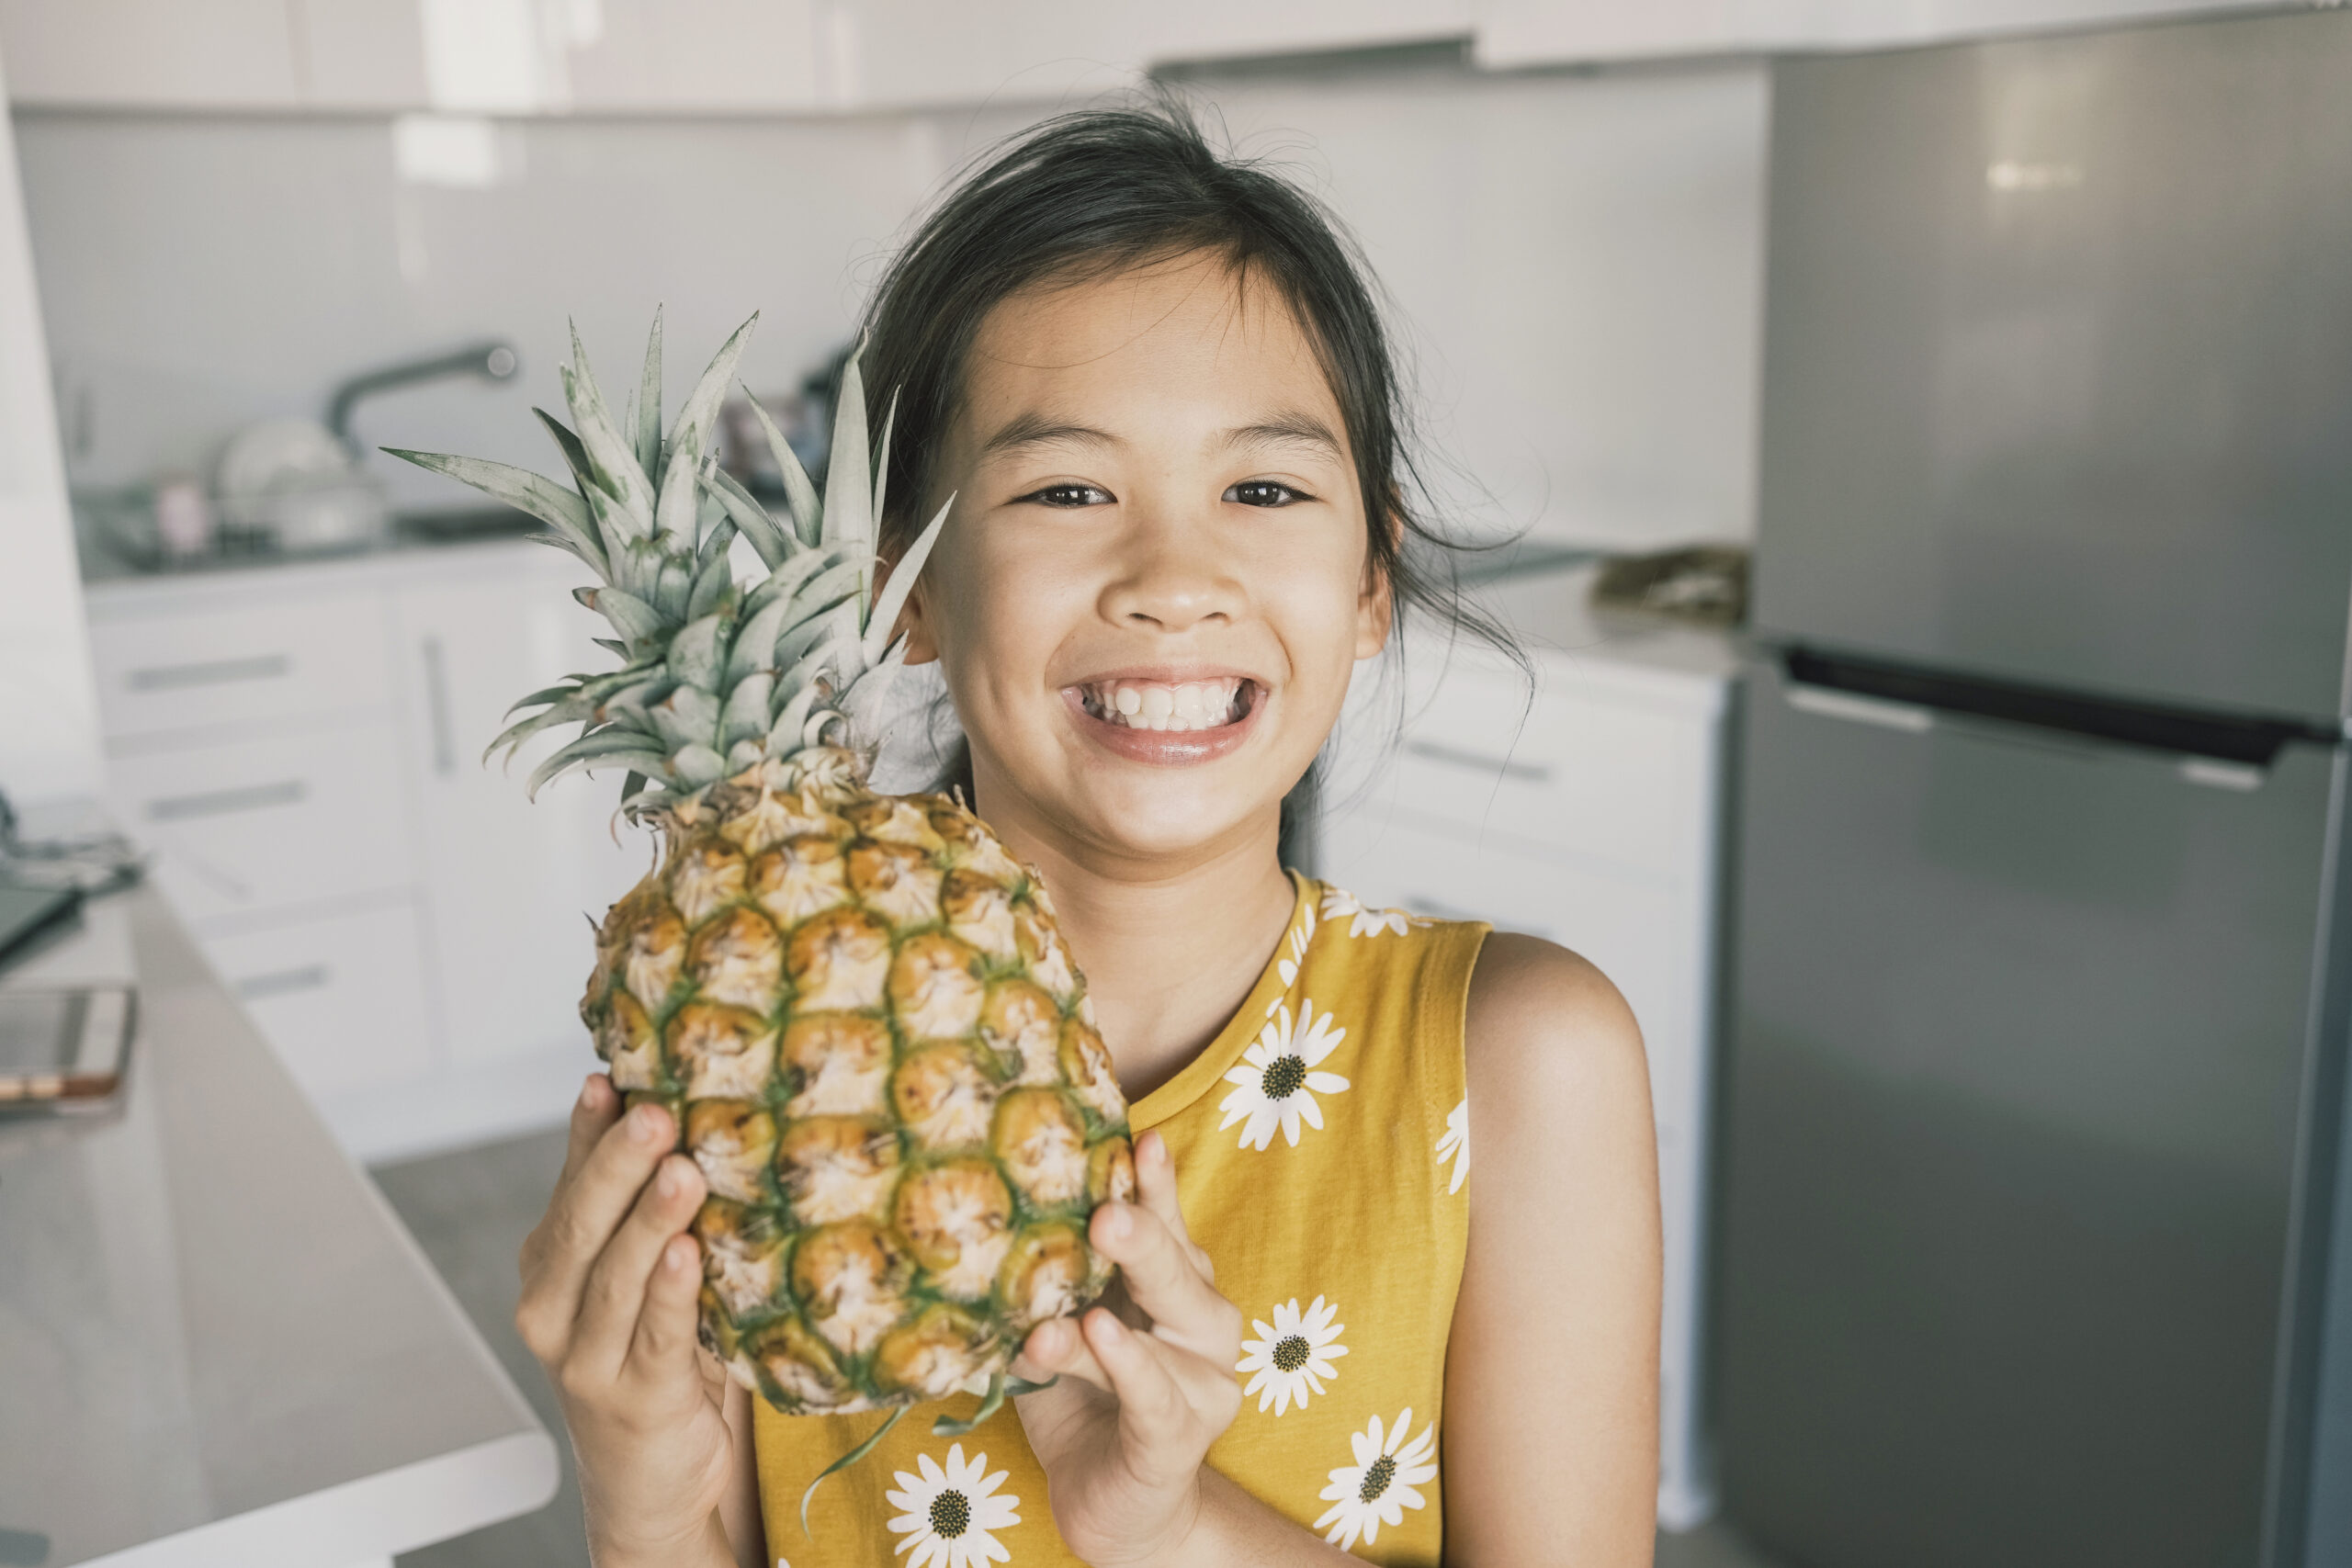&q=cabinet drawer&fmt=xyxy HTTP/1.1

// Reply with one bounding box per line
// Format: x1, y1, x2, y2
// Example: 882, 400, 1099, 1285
200, 902, 437, 1101
89, 591, 392, 739
1318, 807, 1691, 1118
1386, 671, 1702, 874
109, 723, 413, 923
